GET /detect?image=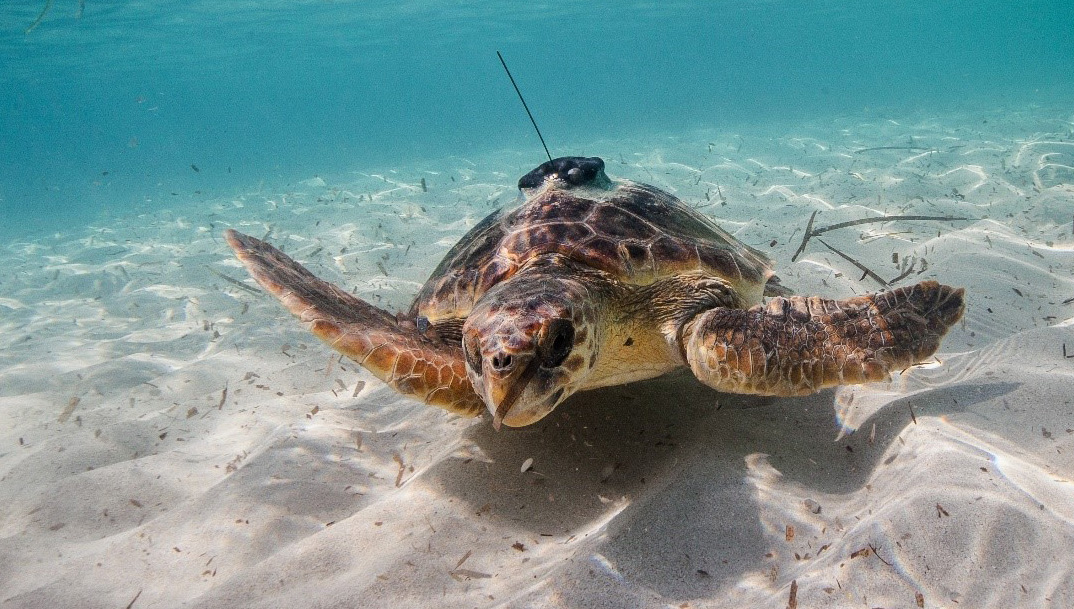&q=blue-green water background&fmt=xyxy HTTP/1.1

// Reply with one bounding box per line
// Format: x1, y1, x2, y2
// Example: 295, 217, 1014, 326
1, 0, 1071, 237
